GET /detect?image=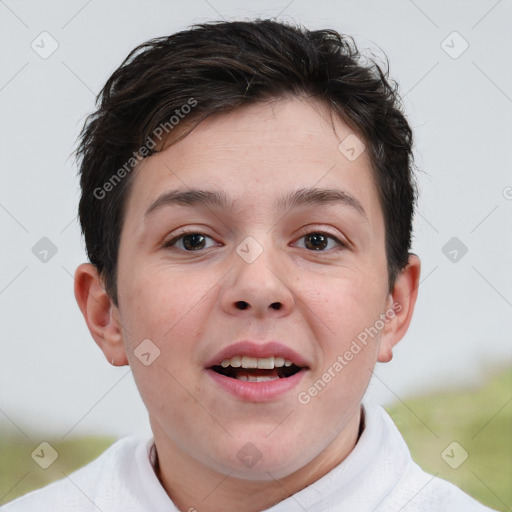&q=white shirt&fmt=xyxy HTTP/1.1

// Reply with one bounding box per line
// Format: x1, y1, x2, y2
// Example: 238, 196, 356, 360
1, 405, 496, 512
